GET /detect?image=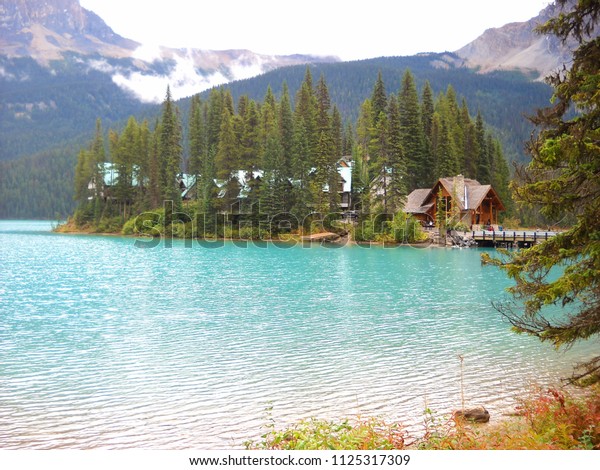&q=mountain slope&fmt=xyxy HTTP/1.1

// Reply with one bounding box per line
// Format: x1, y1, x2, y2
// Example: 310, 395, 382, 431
0, 0, 138, 61
0, 53, 553, 219
455, 1, 579, 78
0, 0, 338, 104
0, 0, 561, 219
